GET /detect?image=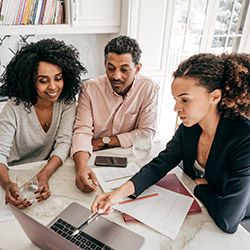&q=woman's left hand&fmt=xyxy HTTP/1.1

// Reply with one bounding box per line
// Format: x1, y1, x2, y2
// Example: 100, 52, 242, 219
35, 174, 51, 202
194, 178, 208, 185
